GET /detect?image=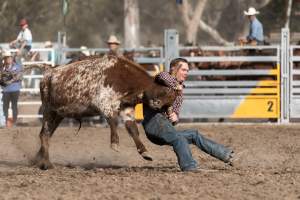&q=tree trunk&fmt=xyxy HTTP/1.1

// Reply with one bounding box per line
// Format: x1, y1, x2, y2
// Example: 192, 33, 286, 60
124, 0, 140, 48
199, 20, 230, 45
179, 0, 207, 45
285, 0, 293, 28
179, 0, 230, 45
